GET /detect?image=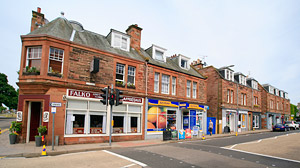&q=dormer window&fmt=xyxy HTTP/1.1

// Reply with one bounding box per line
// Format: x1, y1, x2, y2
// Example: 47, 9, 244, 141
148, 45, 167, 62
239, 75, 246, 85
284, 92, 288, 99
275, 89, 279, 96
269, 86, 274, 94
181, 59, 187, 68
155, 50, 164, 61
225, 69, 234, 81
111, 30, 130, 51
252, 80, 258, 90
